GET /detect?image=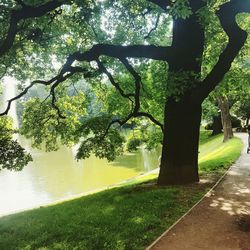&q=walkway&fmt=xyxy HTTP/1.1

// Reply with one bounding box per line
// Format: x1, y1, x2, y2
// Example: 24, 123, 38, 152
147, 133, 250, 250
